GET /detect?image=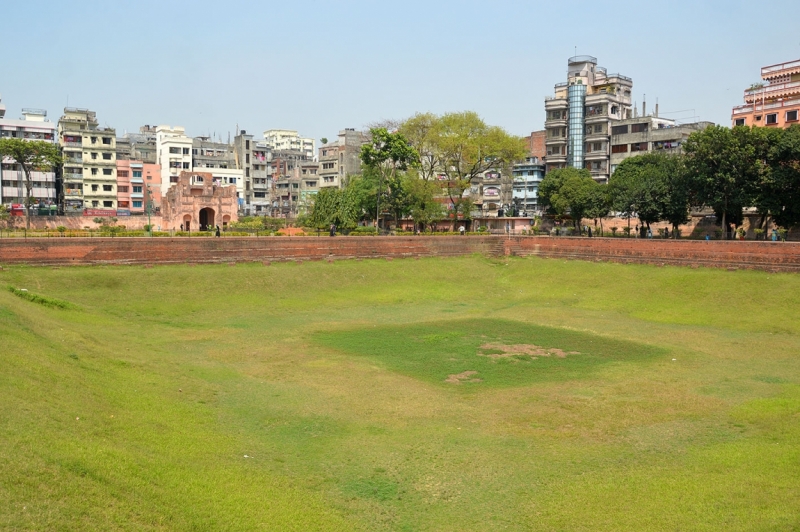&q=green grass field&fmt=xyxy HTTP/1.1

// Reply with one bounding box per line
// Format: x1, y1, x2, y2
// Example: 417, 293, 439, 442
1, 255, 799, 530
